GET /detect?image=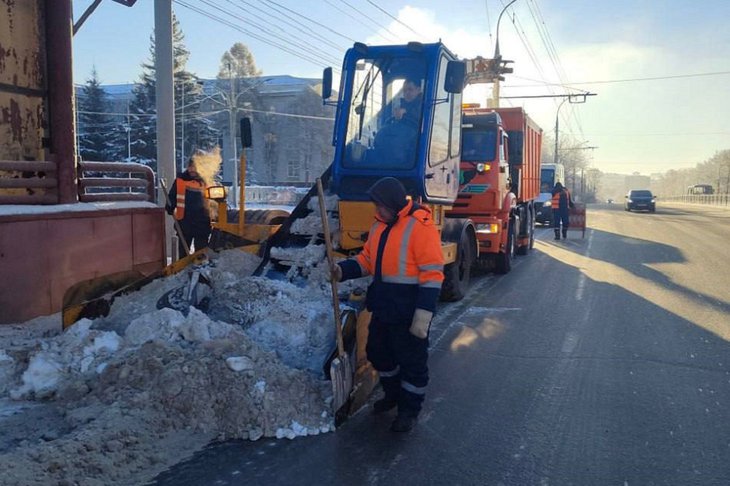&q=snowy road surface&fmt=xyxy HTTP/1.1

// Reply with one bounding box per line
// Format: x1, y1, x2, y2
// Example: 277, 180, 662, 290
152, 203, 730, 486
